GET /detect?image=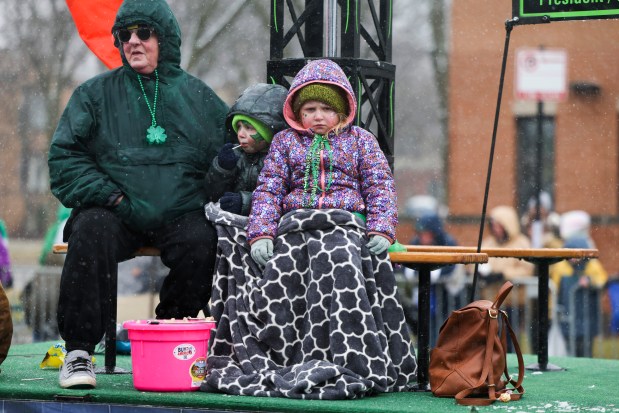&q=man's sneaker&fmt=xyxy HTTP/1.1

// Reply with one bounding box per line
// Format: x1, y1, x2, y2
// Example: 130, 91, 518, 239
59, 350, 96, 389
